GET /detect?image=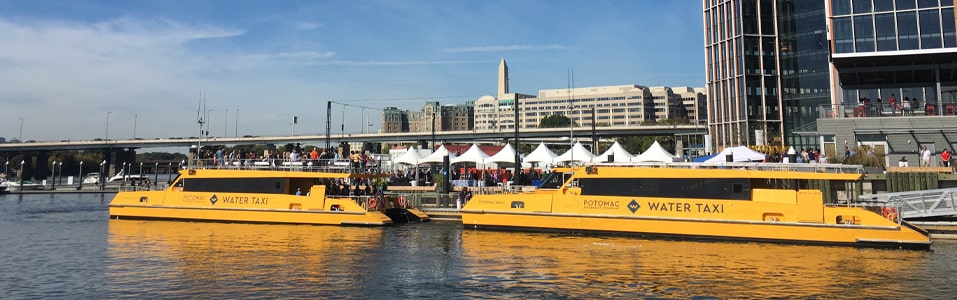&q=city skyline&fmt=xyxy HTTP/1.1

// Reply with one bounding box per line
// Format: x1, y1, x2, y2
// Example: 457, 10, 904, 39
1, 0, 705, 142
